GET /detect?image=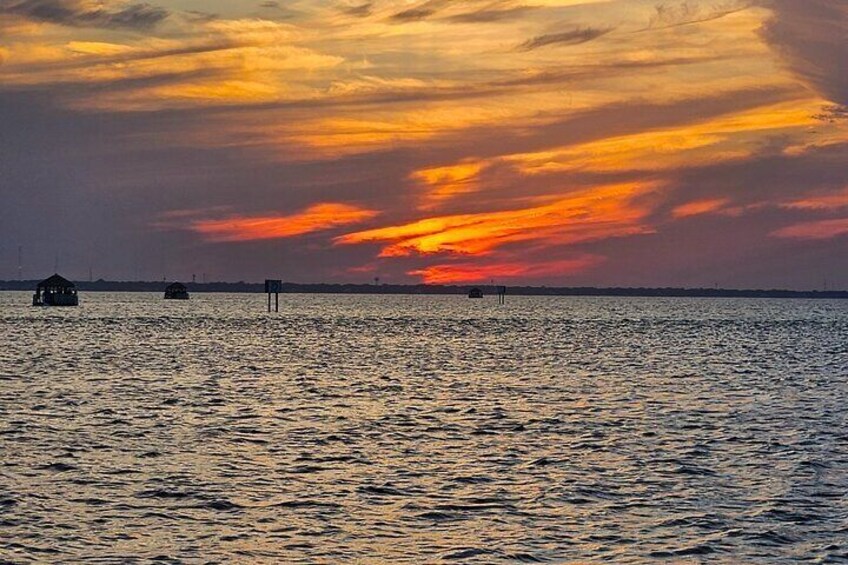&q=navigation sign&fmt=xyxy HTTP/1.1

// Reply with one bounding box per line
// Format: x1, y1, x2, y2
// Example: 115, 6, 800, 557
265, 279, 282, 312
